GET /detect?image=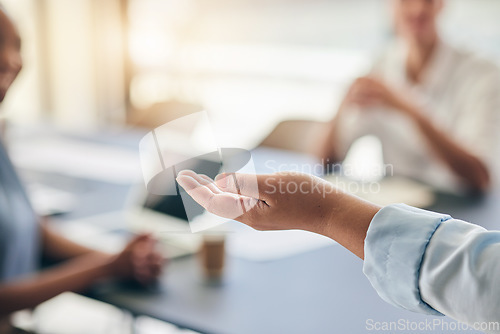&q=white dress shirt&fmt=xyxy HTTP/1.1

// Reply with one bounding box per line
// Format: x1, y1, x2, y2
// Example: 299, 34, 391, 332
336, 40, 500, 192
